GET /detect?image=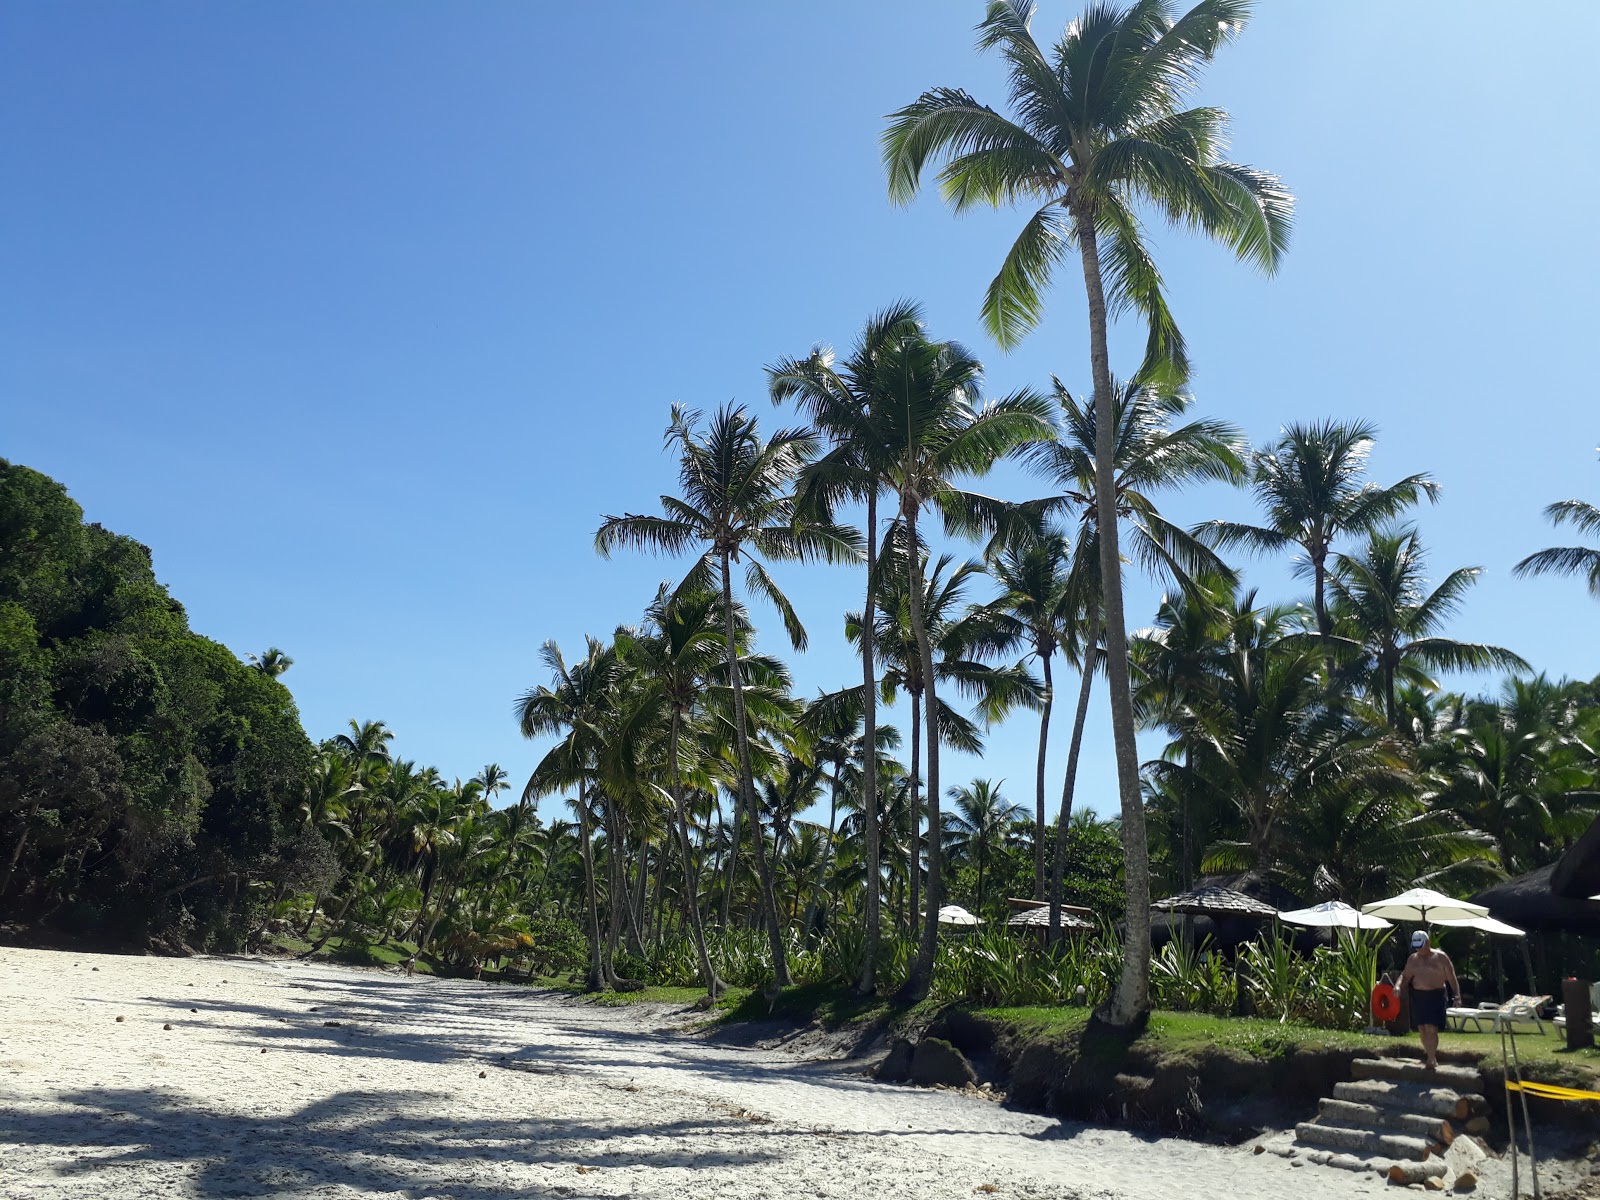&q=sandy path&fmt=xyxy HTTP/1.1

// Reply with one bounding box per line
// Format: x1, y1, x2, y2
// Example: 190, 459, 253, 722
0, 947, 1391, 1200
